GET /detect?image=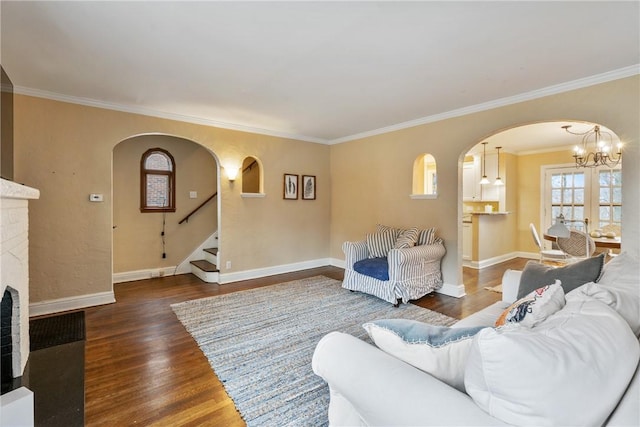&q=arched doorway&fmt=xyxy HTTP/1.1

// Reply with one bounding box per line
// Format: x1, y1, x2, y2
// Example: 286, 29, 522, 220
112, 134, 220, 281
459, 120, 622, 269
